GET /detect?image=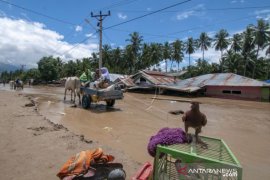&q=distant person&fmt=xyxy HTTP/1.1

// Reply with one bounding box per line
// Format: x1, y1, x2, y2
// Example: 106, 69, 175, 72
16, 78, 20, 84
